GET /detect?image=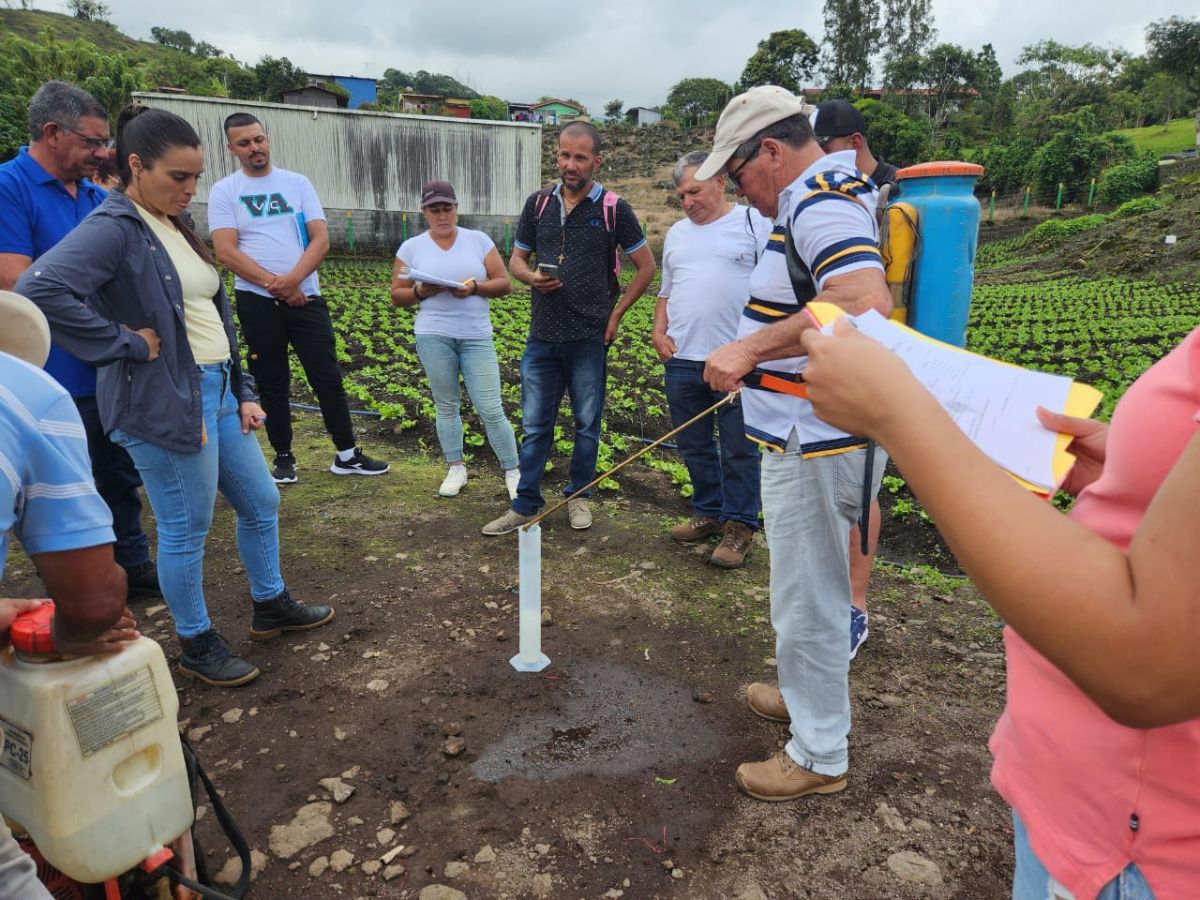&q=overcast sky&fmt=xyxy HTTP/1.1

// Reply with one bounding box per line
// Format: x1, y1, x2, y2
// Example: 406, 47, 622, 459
94, 0, 1184, 114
